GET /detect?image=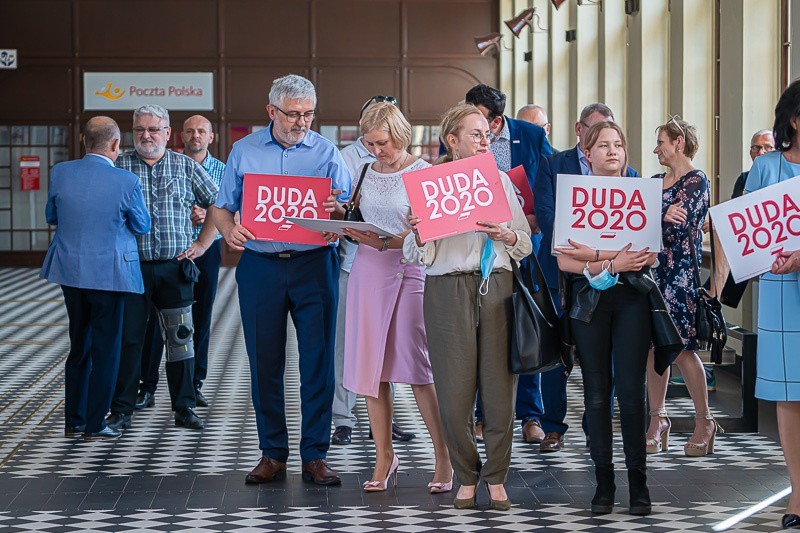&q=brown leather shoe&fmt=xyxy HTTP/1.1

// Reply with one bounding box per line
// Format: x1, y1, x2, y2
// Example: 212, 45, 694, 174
522, 419, 545, 444
302, 459, 341, 486
475, 420, 484, 442
539, 432, 564, 453
245, 457, 287, 484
